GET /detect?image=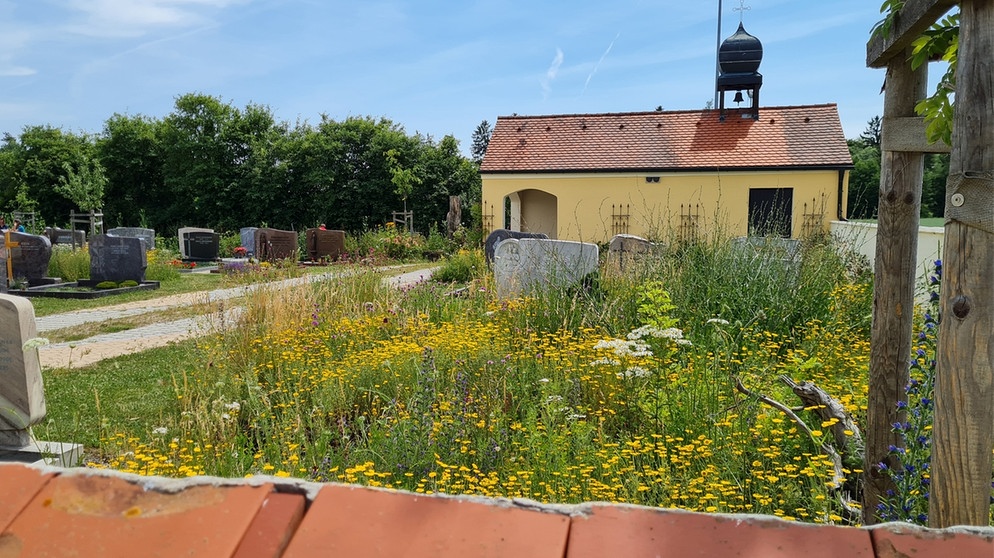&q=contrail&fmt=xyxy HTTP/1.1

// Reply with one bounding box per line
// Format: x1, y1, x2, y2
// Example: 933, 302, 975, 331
583, 32, 620, 95
541, 47, 564, 98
